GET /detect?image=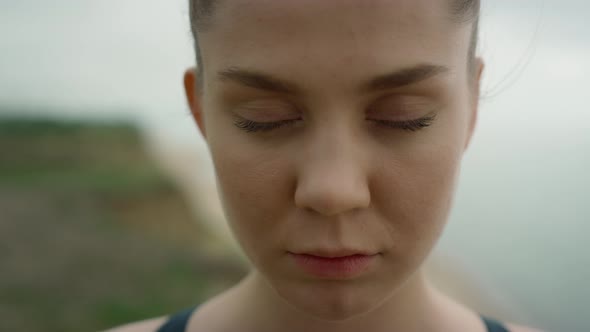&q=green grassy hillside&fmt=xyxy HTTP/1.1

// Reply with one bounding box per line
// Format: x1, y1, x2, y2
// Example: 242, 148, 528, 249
0, 118, 246, 332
